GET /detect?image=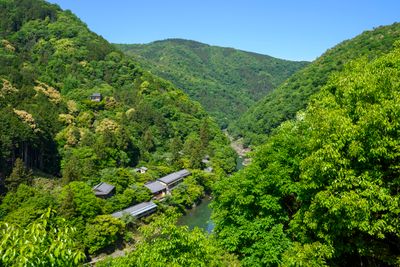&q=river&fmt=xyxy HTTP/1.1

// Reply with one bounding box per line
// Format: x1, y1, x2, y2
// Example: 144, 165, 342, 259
178, 144, 247, 232
177, 197, 214, 233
